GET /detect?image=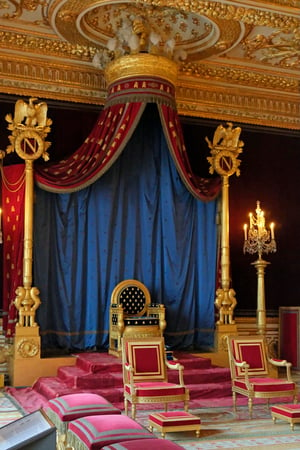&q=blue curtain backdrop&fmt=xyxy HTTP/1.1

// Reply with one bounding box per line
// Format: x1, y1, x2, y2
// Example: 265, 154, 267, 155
34, 105, 218, 351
